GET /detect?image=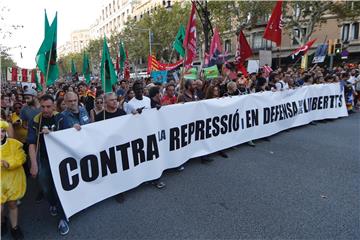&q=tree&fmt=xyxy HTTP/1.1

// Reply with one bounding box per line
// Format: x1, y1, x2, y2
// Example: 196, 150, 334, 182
112, 2, 190, 64
58, 52, 83, 76
207, 1, 274, 33
86, 38, 103, 75
283, 1, 360, 45
1, 50, 17, 80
